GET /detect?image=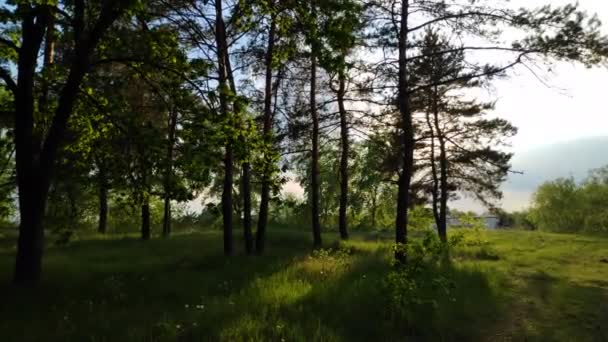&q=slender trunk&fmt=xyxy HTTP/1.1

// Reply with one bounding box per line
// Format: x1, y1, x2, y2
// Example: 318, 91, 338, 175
38, 12, 55, 123
163, 110, 178, 237
256, 11, 277, 254
222, 147, 234, 255
371, 187, 377, 229
310, 9, 322, 248
425, 110, 441, 229
141, 199, 150, 240
97, 166, 108, 234
163, 197, 171, 236
242, 164, 253, 254
215, 0, 233, 255
432, 89, 448, 242
395, 0, 412, 263
221, 15, 252, 255
337, 74, 349, 240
